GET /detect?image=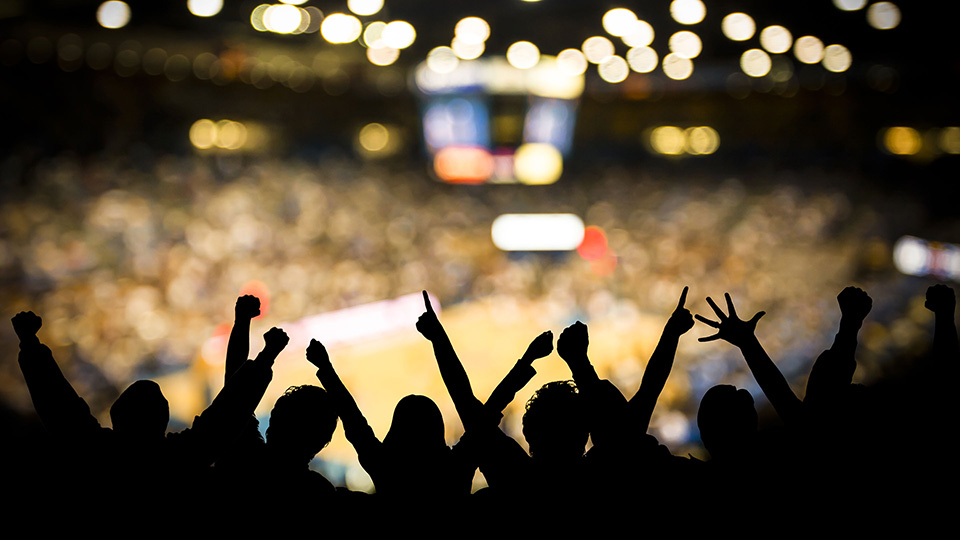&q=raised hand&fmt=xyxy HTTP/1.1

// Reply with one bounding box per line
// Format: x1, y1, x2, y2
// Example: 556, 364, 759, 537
262, 327, 289, 354
557, 321, 589, 361
521, 331, 554, 363
695, 293, 765, 347
306, 339, 330, 369
664, 286, 695, 337
837, 286, 872, 324
415, 290, 444, 342
925, 284, 956, 315
235, 295, 261, 320
11, 311, 42, 342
